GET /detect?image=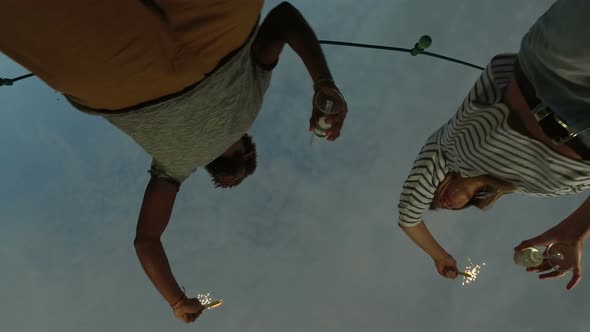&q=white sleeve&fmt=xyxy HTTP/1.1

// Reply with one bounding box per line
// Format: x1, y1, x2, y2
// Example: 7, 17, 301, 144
398, 142, 448, 227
